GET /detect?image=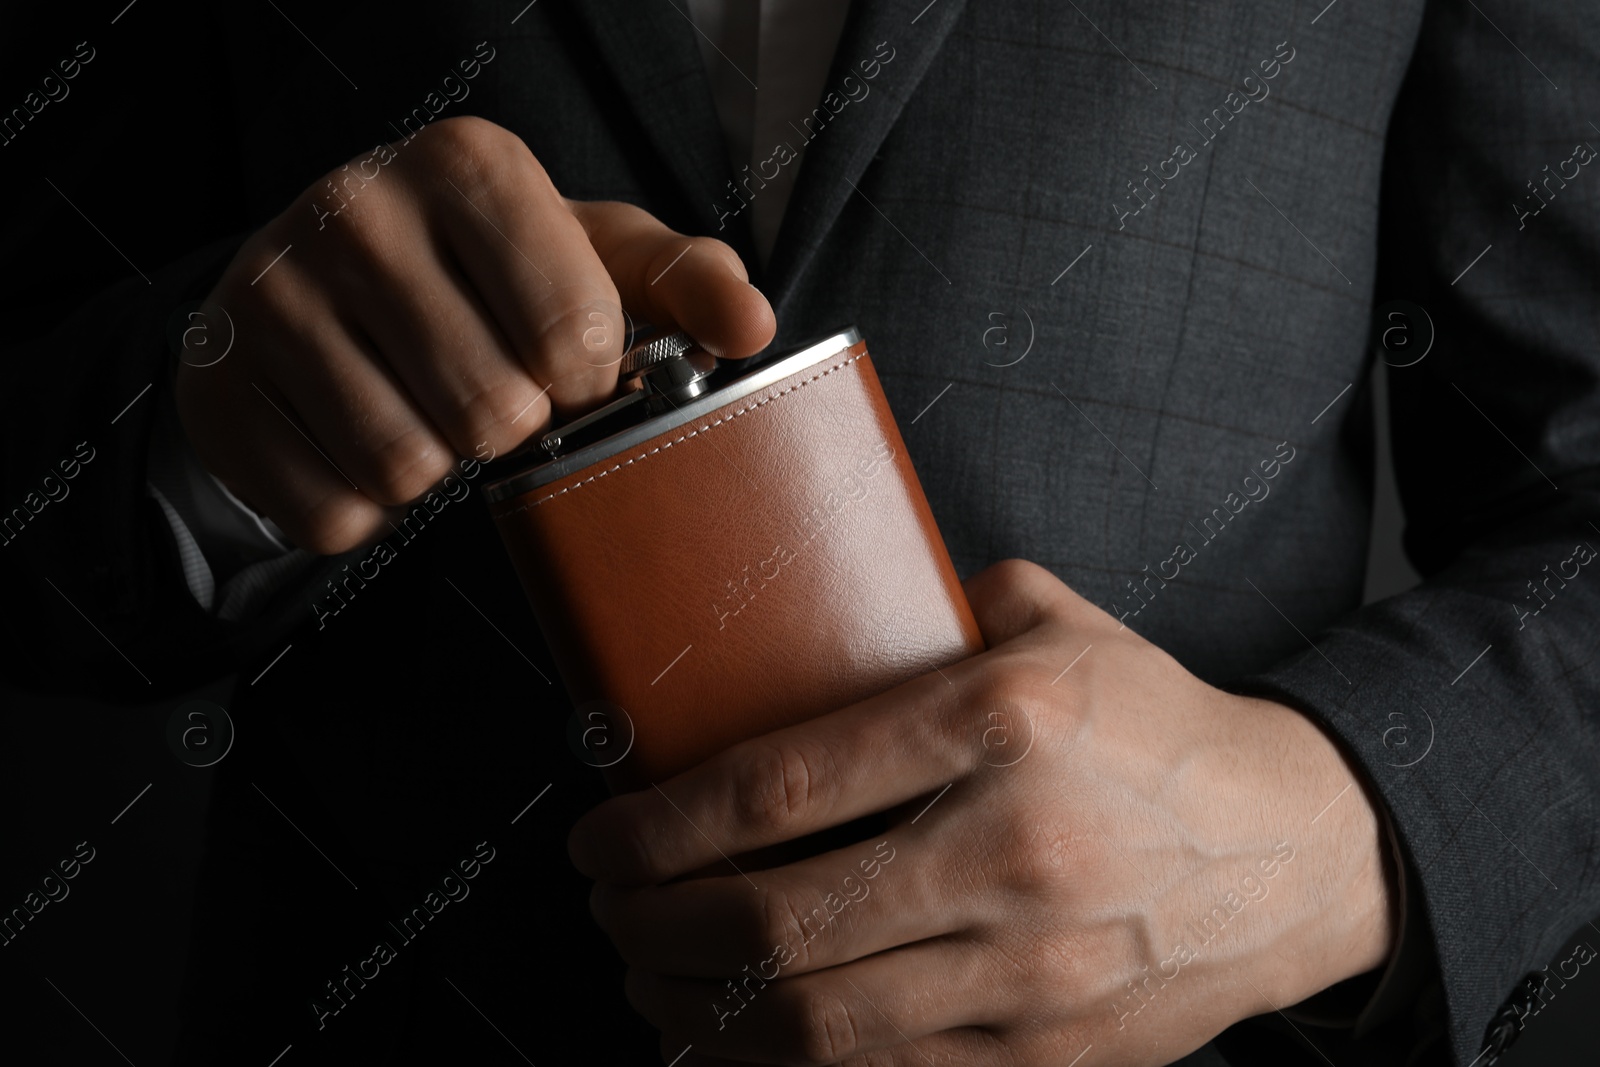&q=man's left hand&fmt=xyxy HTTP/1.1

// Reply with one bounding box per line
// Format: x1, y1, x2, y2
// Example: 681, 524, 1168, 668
569, 559, 1395, 1066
